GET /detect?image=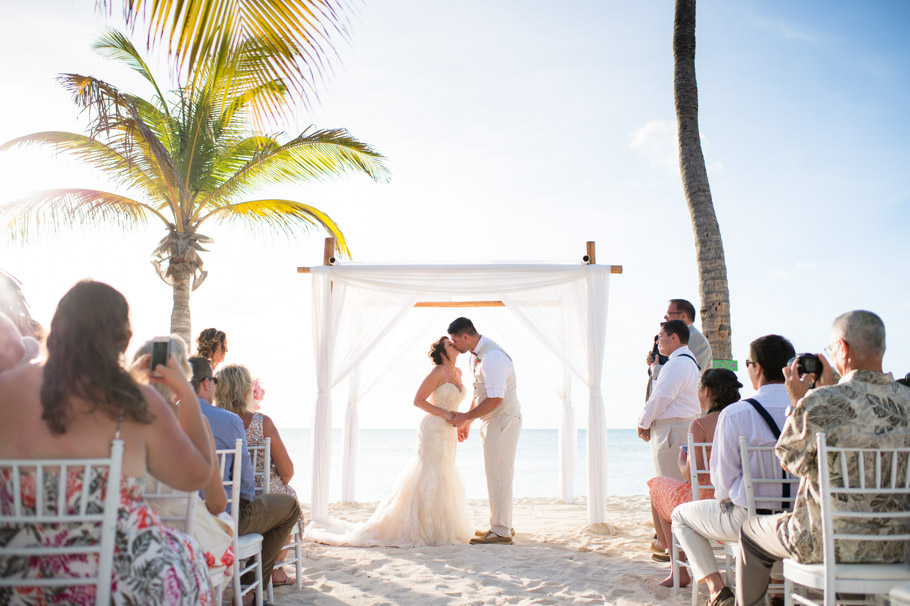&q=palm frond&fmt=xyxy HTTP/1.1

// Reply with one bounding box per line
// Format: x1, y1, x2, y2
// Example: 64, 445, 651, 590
115, 0, 353, 115
1, 188, 168, 244
196, 198, 350, 257
57, 73, 189, 229
198, 127, 388, 212
92, 29, 171, 117
0, 131, 163, 198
